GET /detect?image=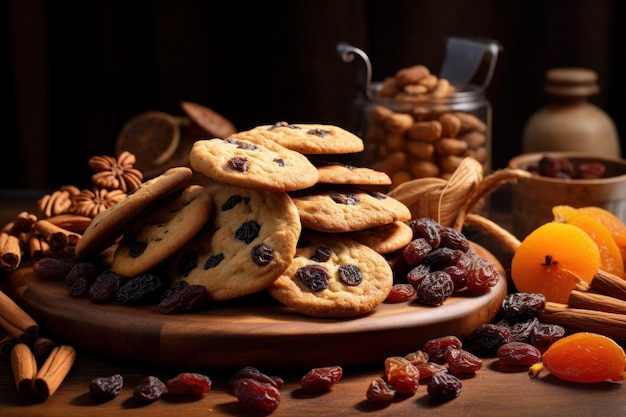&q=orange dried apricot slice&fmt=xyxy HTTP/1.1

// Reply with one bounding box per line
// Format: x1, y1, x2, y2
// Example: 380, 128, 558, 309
510, 222, 600, 303
542, 332, 626, 383
552, 205, 624, 278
